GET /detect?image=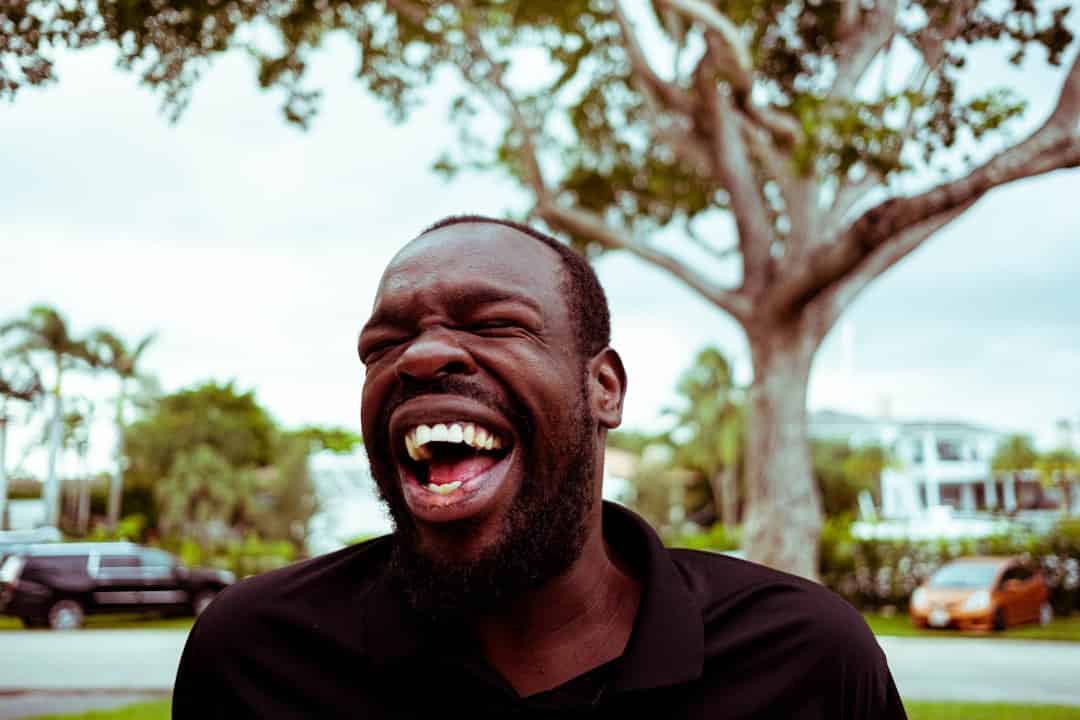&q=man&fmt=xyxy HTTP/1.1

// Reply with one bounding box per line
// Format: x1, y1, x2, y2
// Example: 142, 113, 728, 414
174, 216, 906, 718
